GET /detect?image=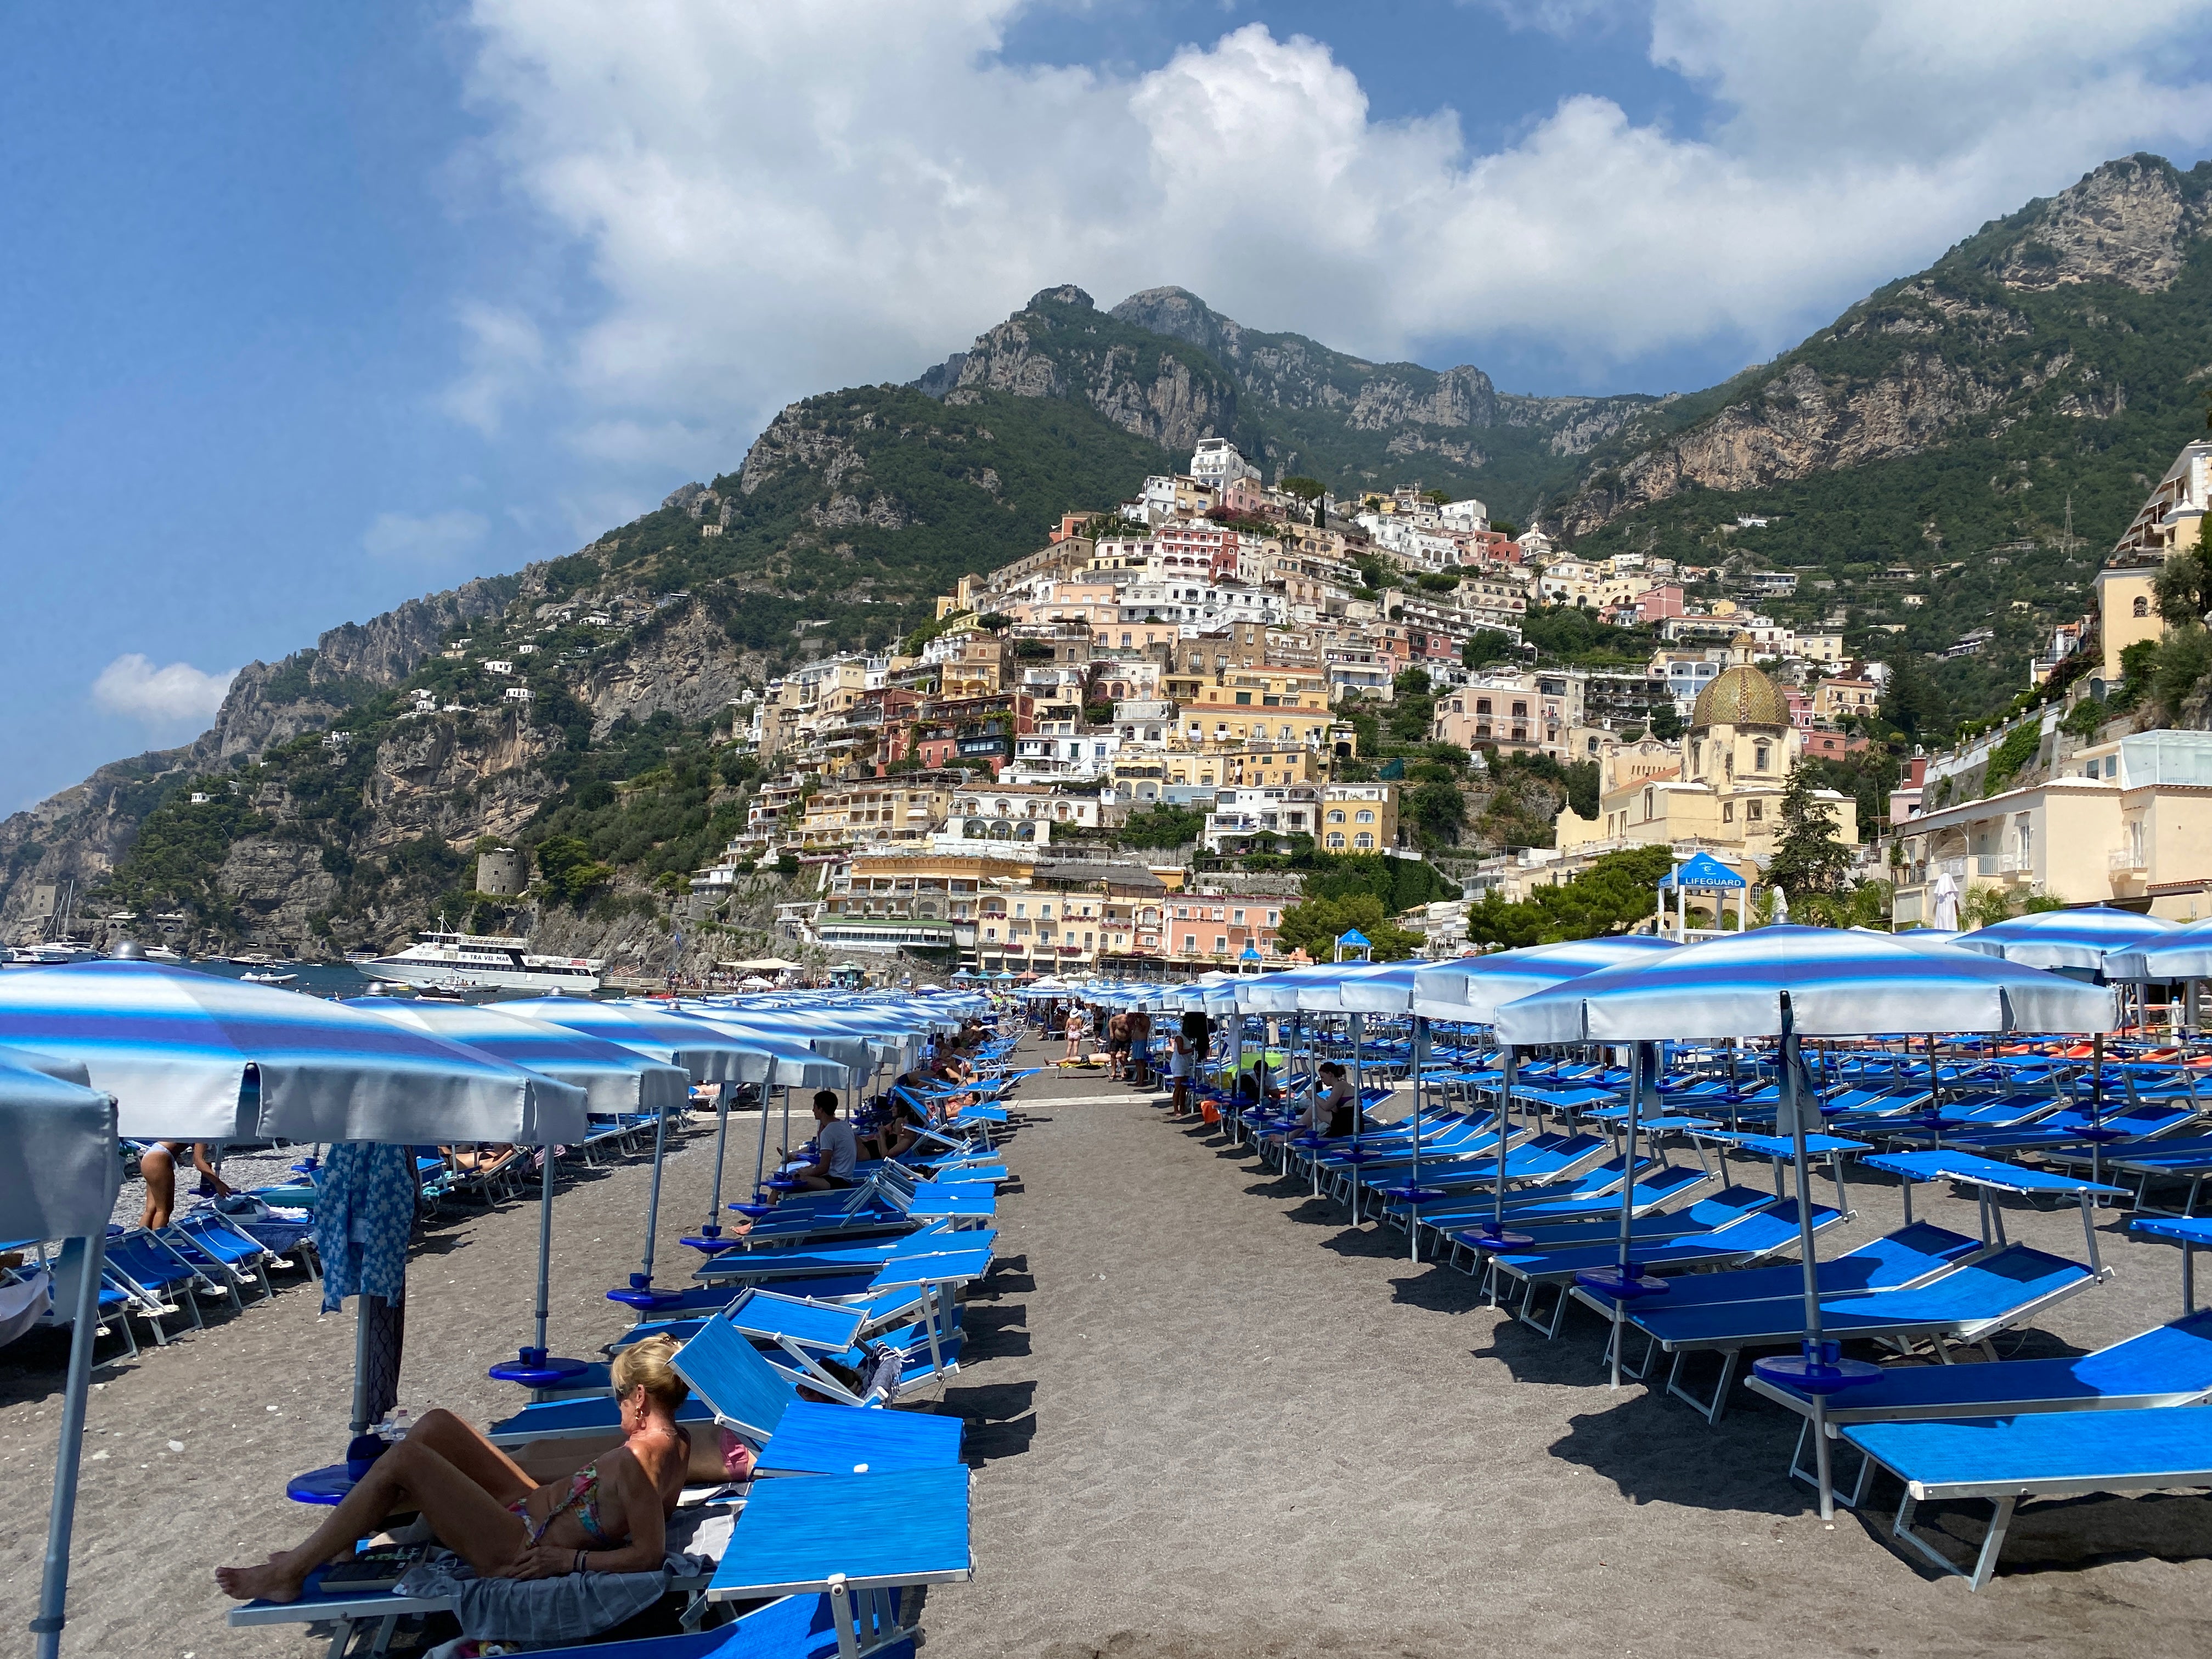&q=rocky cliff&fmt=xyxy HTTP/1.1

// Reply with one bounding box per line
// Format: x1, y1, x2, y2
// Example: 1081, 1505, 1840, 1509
1549, 155, 2212, 538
